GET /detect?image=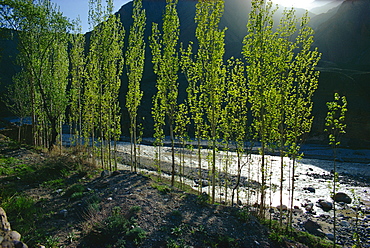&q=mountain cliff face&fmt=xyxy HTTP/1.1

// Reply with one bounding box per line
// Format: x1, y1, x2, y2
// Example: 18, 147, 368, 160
1, 0, 370, 146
